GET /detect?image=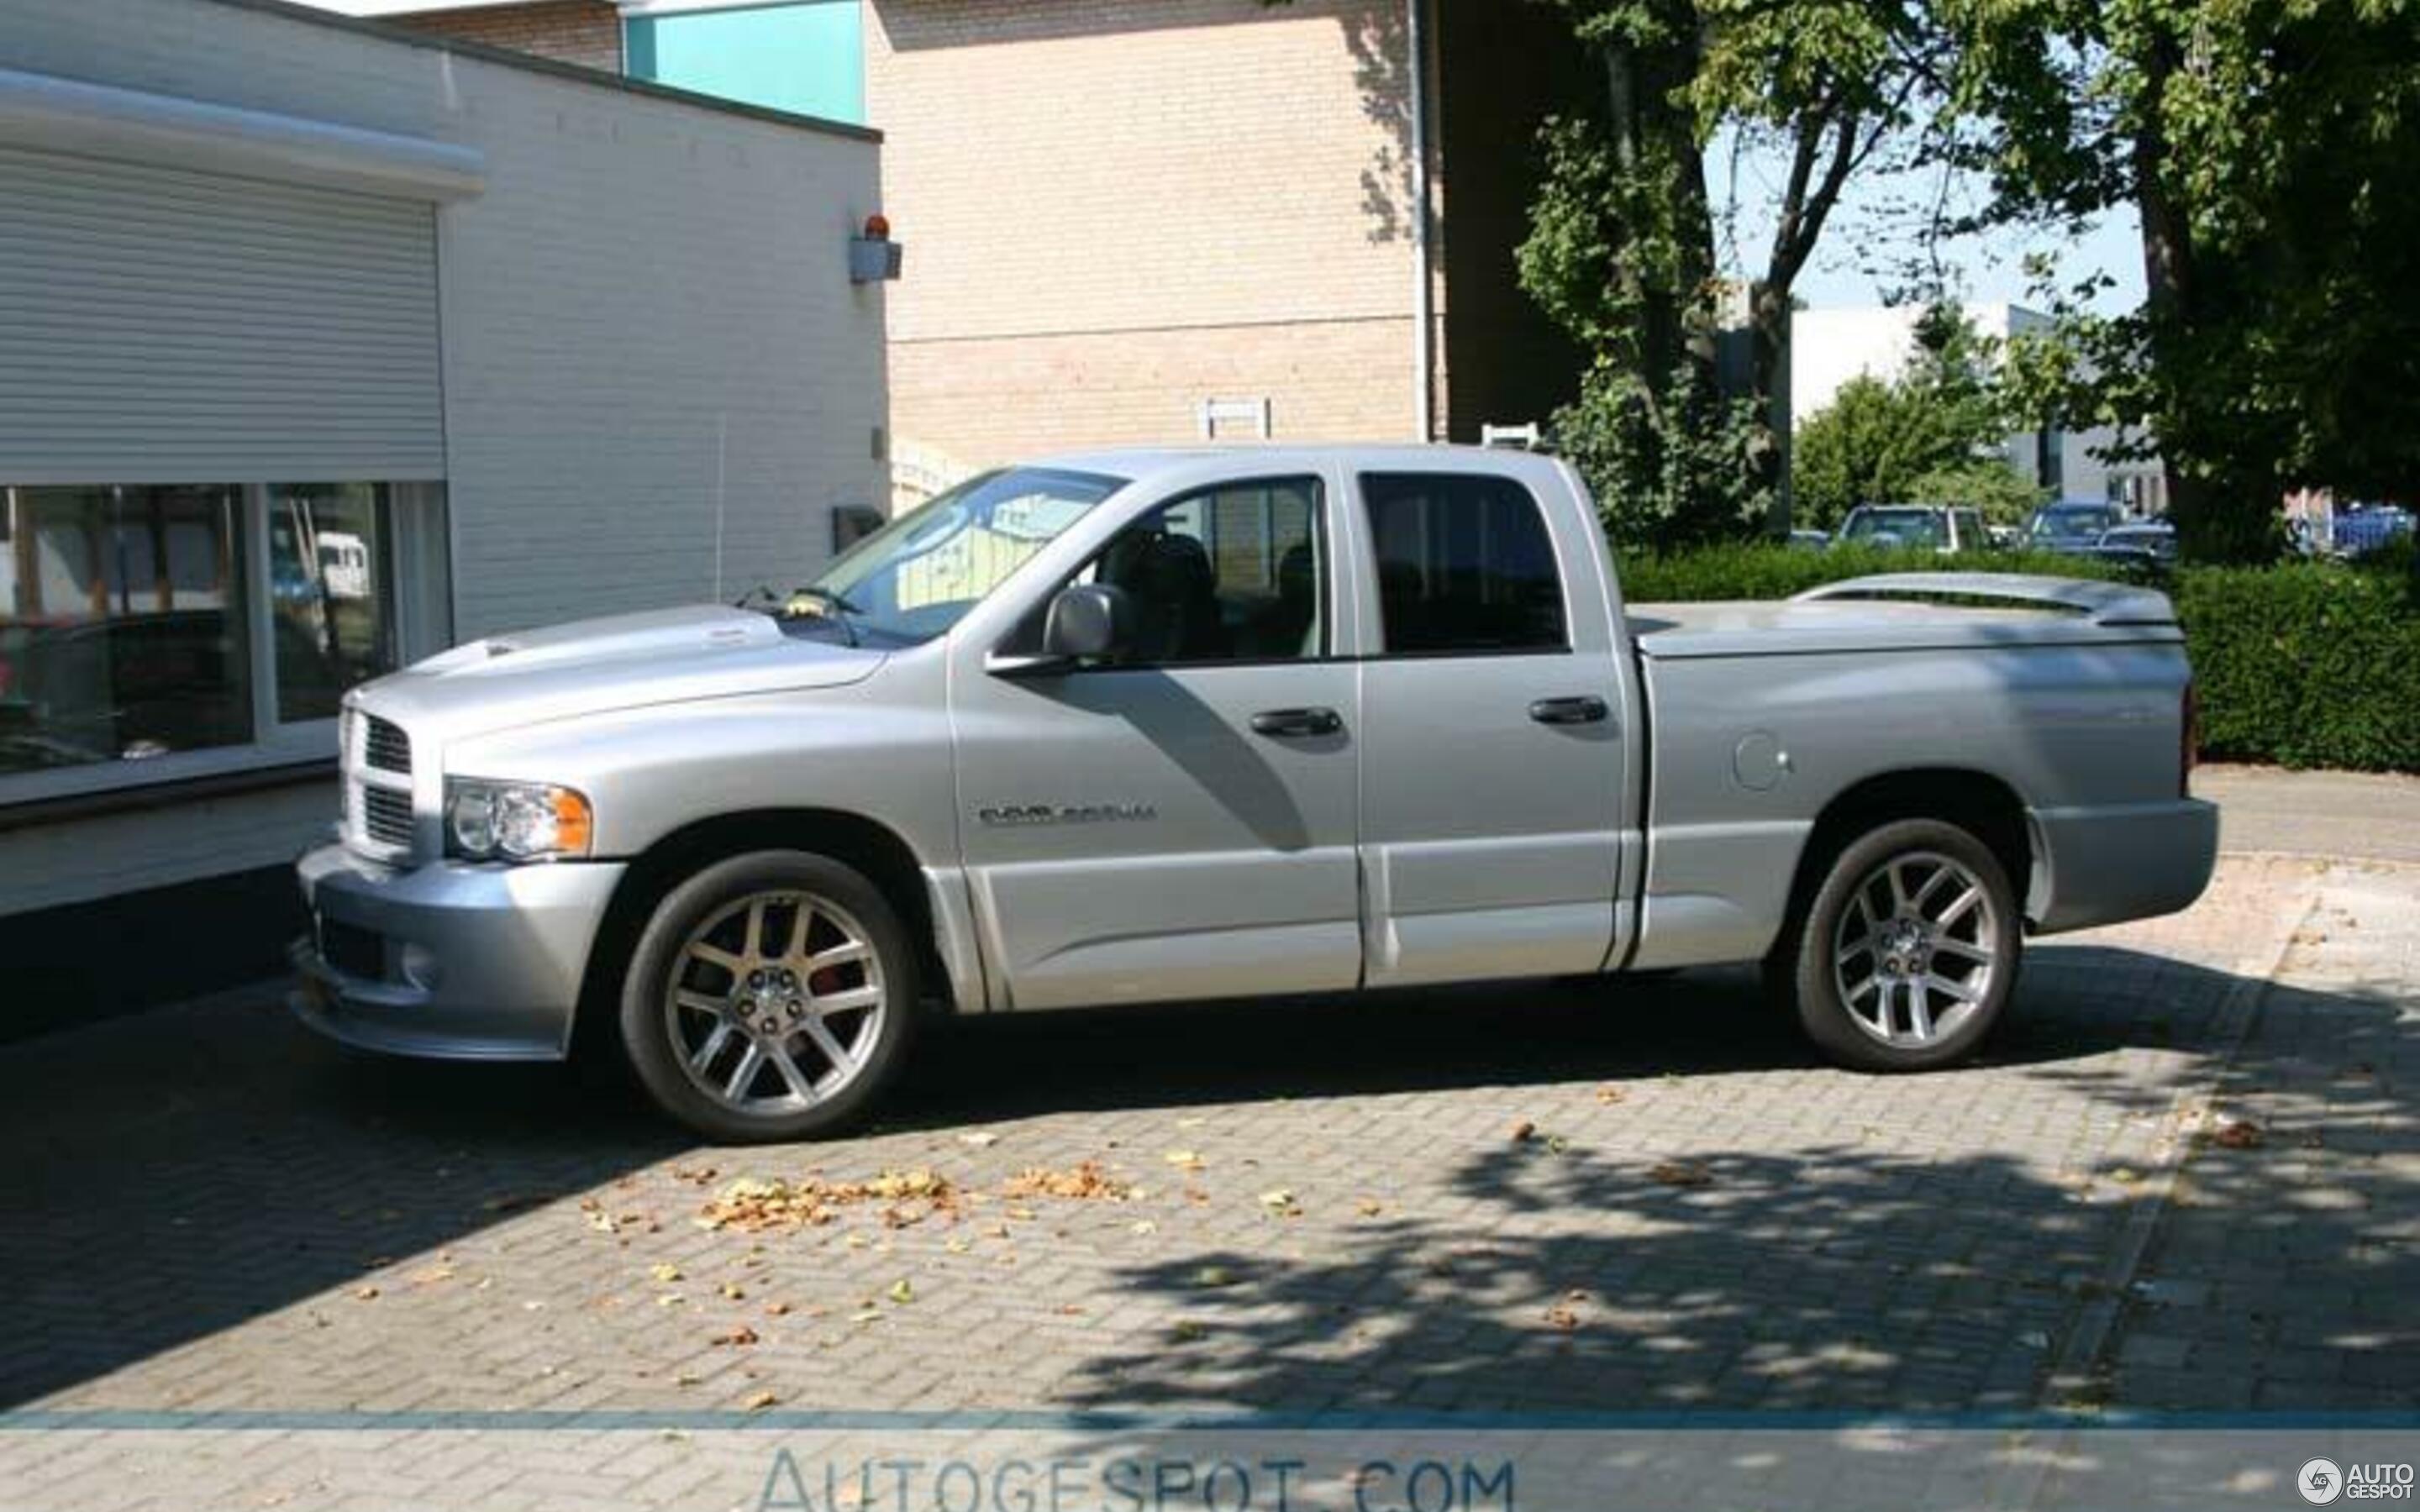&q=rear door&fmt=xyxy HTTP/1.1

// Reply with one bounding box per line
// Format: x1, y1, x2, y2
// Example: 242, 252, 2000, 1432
1347, 465, 1632, 986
